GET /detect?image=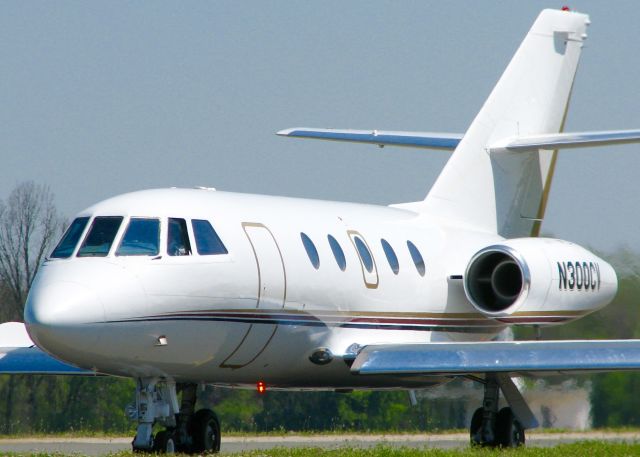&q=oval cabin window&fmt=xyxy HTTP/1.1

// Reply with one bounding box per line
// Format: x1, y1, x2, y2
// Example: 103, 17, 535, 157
381, 238, 399, 275
327, 234, 346, 271
301, 232, 320, 269
354, 236, 374, 273
407, 240, 426, 276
